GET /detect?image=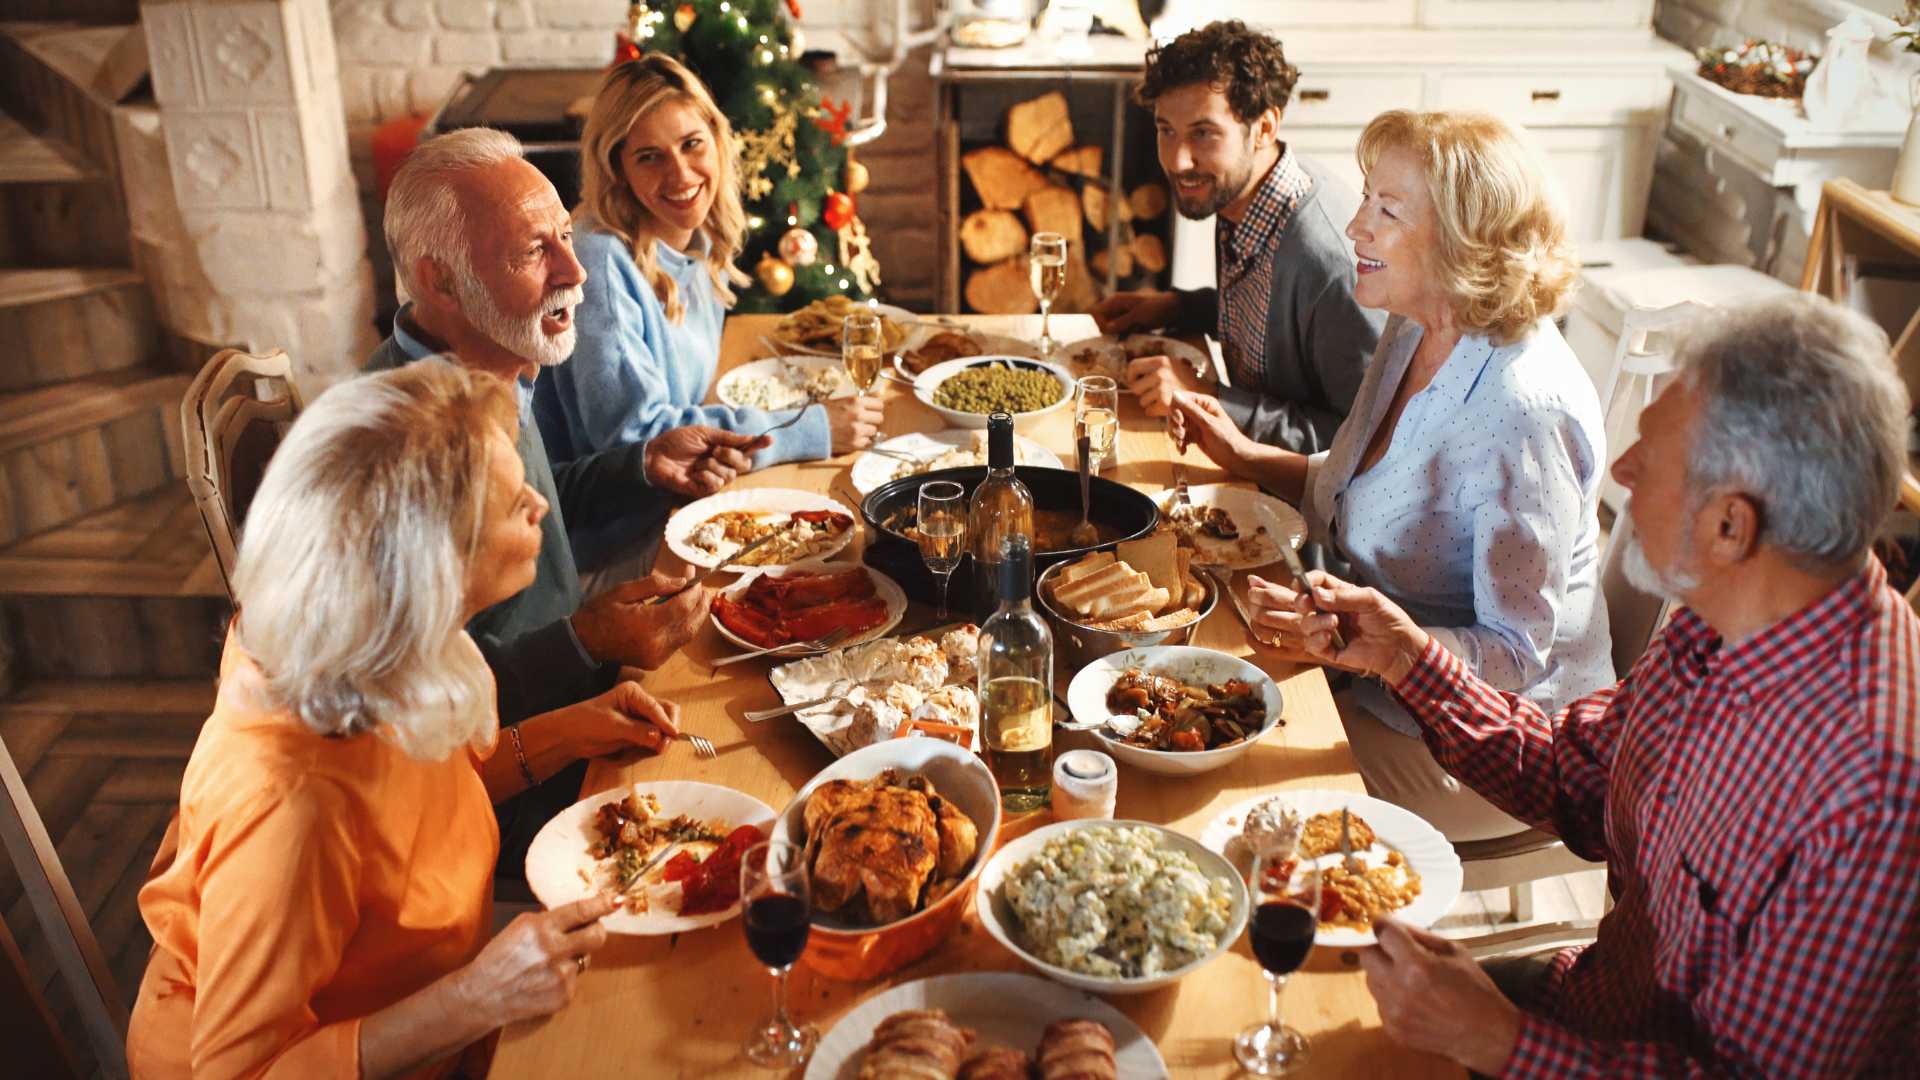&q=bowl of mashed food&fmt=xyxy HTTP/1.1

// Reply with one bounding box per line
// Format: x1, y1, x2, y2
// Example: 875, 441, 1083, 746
975, 820, 1248, 995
